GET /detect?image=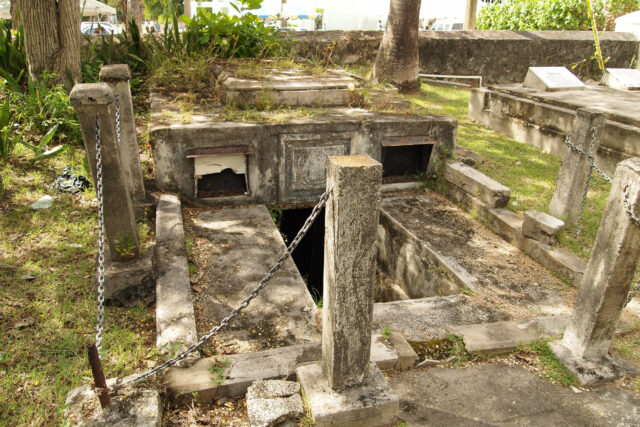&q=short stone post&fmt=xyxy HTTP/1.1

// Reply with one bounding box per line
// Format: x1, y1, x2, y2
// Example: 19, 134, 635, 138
99, 64, 146, 204
550, 108, 606, 223
297, 155, 399, 426
70, 83, 140, 262
551, 158, 640, 385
